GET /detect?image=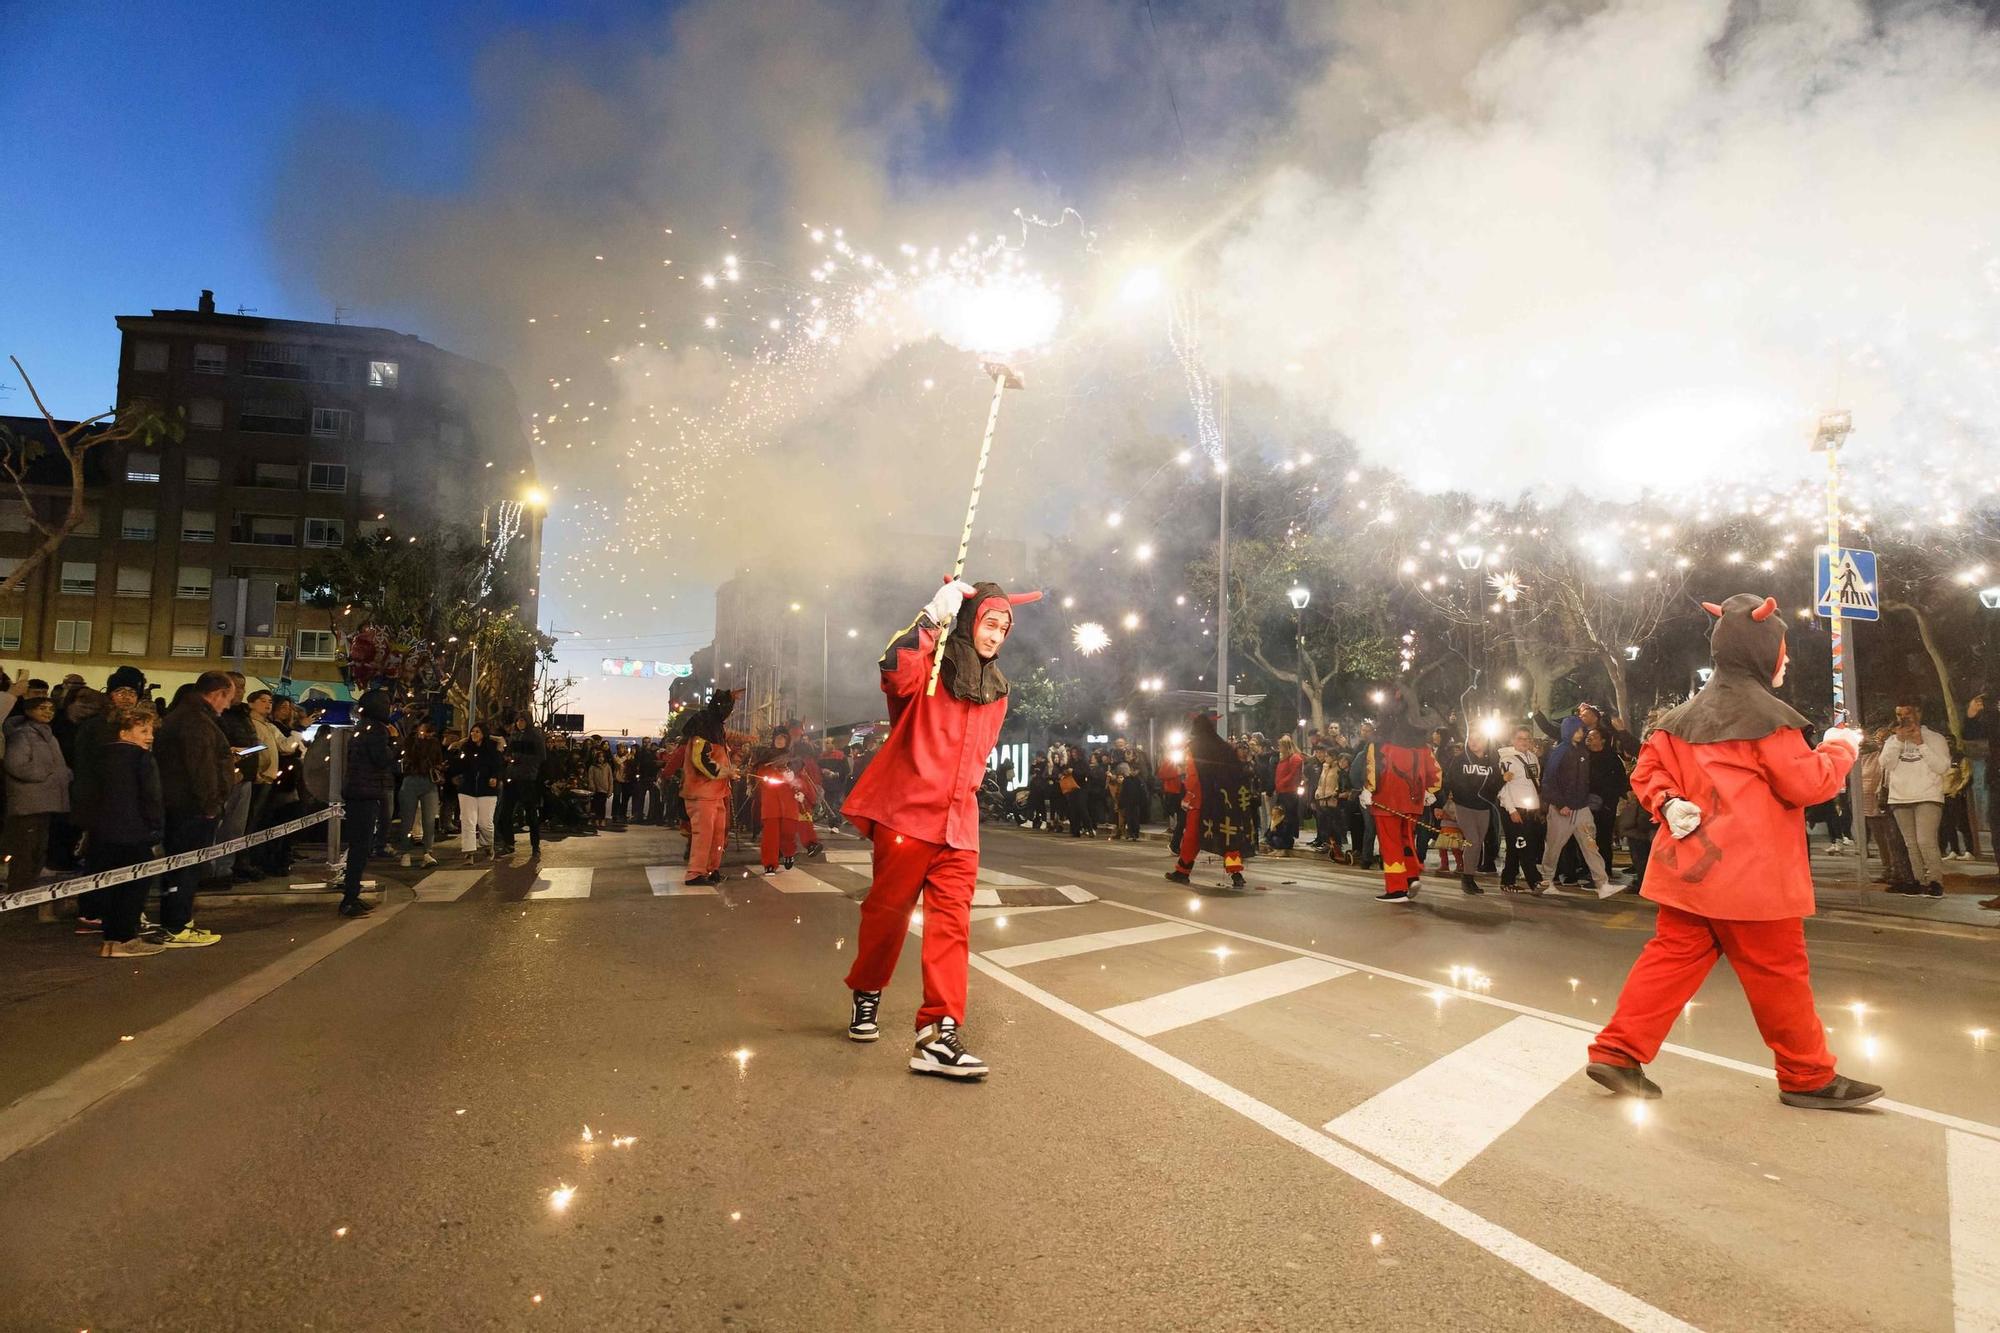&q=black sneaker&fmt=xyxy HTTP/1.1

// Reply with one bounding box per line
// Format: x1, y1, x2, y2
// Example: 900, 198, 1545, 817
1926, 881, 1944, 898
847, 990, 882, 1042
1375, 889, 1411, 904
1460, 875, 1483, 895
1164, 869, 1191, 885
337, 898, 375, 918
1779, 1074, 1884, 1110
1528, 878, 1548, 897
1230, 872, 1246, 890
1587, 1062, 1663, 1099
763, 866, 779, 877
910, 1018, 987, 1079
782, 856, 795, 871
